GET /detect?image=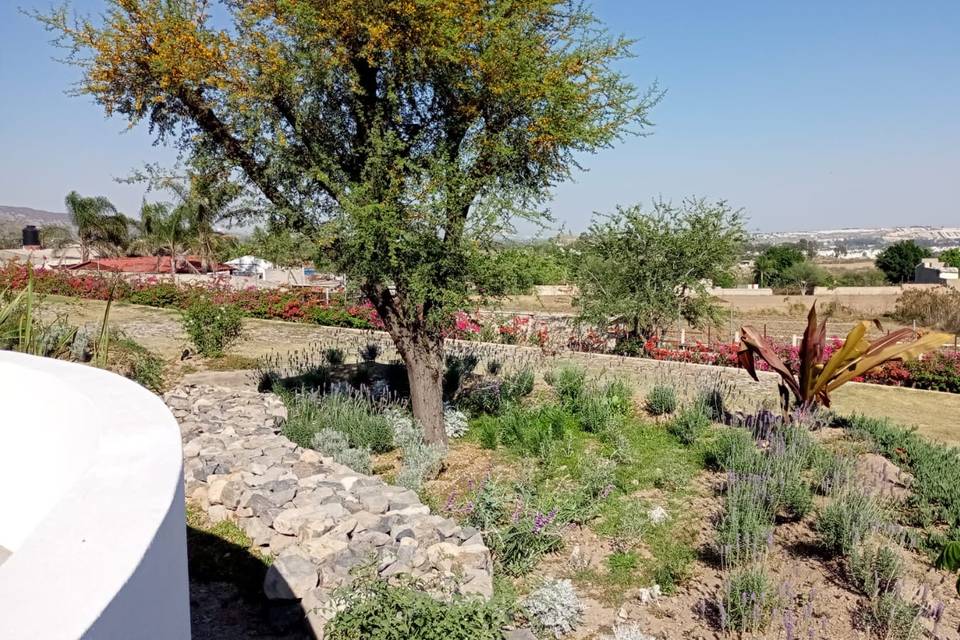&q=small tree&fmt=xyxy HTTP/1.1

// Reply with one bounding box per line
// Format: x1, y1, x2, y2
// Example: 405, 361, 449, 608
752, 244, 806, 288
574, 199, 746, 347
875, 240, 930, 284
38, 0, 657, 443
